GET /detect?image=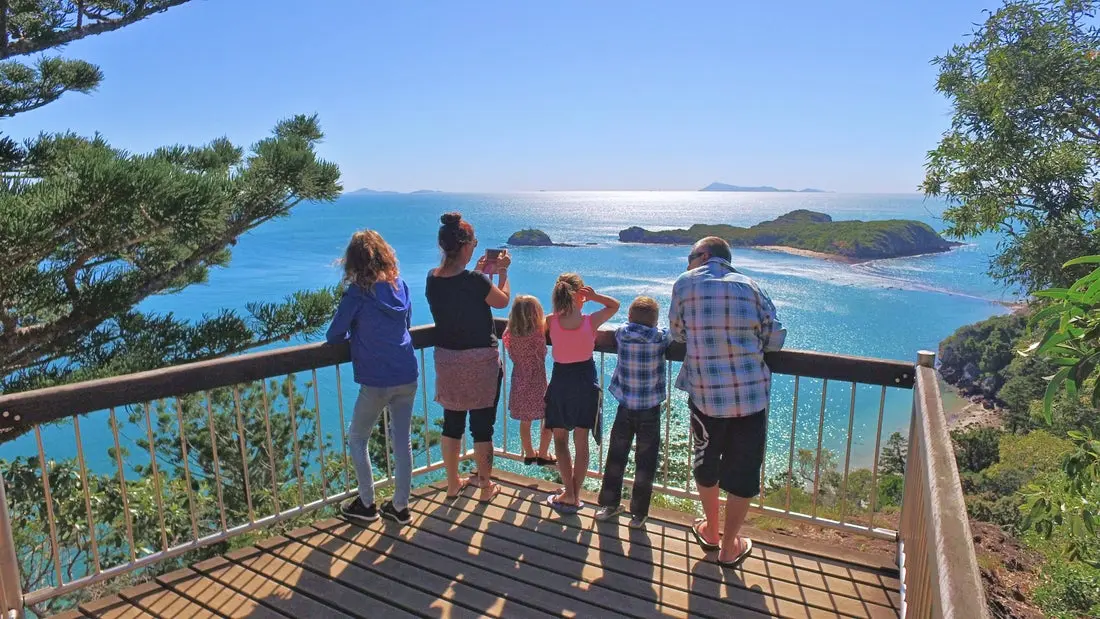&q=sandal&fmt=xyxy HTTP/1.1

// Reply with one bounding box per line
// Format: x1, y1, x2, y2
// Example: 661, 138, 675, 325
545, 494, 583, 515
446, 478, 472, 501
717, 538, 753, 568
524, 456, 538, 465
691, 518, 722, 552
537, 456, 558, 467
478, 482, 503, 503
